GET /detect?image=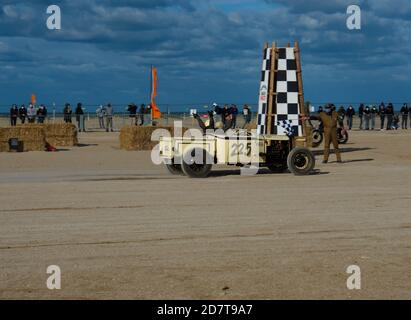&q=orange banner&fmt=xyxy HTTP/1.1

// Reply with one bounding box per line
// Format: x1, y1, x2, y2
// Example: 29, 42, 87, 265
31, 94, 36, 105
151, 66, 161, 120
